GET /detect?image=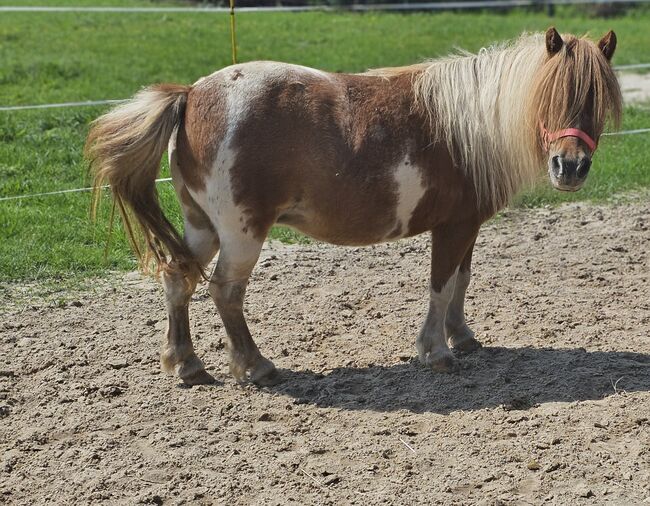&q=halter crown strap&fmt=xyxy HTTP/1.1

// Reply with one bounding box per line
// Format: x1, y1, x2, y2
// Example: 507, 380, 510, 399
540, 122, 598, 153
